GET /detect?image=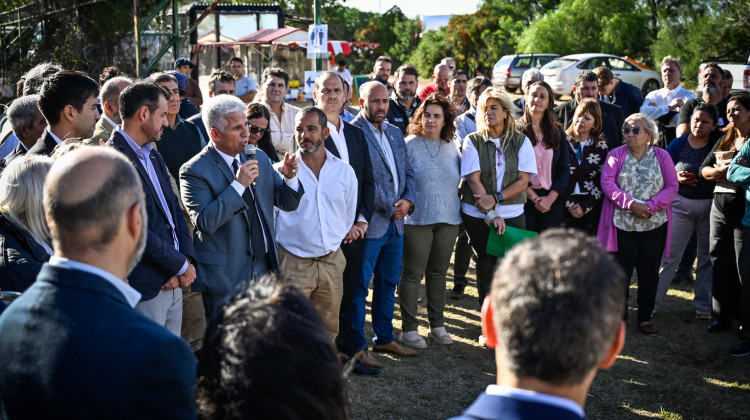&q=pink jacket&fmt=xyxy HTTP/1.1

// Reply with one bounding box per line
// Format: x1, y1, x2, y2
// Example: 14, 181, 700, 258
597, 145, 679, 256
